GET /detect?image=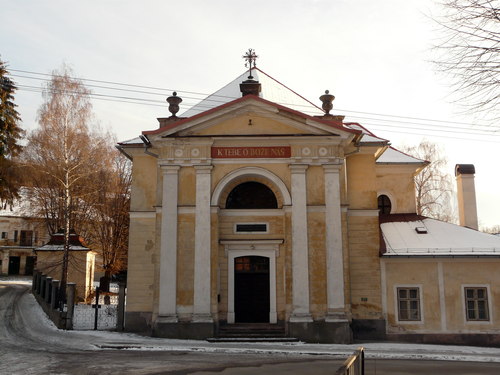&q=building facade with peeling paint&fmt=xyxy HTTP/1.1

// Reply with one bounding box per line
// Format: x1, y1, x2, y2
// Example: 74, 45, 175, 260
119, 66, 500, 344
